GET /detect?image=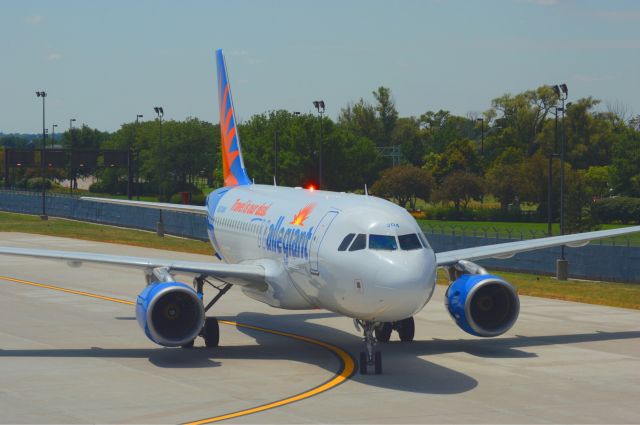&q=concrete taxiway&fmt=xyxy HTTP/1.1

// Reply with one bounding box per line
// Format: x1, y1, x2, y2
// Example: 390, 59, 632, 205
1, 232, 639, 424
